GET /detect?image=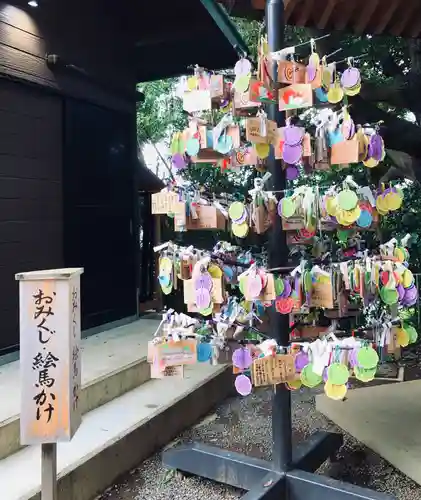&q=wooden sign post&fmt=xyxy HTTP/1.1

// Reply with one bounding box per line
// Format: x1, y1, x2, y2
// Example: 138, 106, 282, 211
15, 268, 84, 500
